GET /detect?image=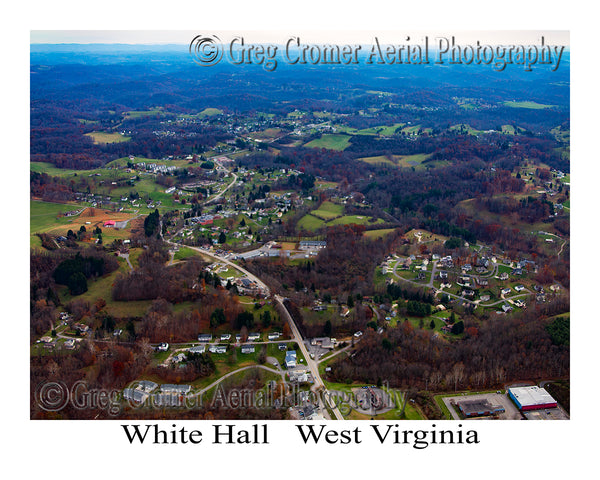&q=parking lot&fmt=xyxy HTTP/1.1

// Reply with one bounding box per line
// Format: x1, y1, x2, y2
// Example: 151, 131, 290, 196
442, 392, 522, 420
